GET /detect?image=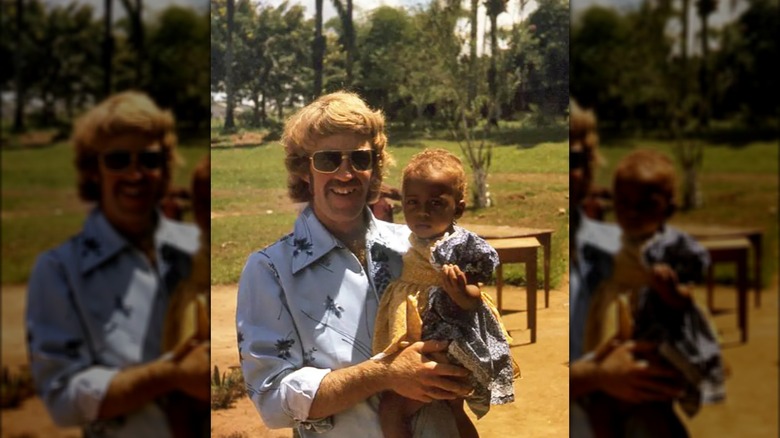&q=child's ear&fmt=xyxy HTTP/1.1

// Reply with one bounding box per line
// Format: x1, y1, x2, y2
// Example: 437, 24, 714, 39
455, 199, 466, 219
